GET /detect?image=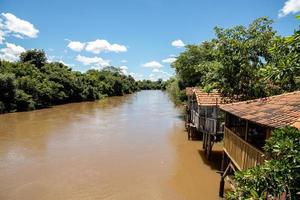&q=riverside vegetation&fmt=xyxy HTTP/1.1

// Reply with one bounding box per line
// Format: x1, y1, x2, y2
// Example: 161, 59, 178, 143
0, 49, 166, 114
167, 16, 300, 199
